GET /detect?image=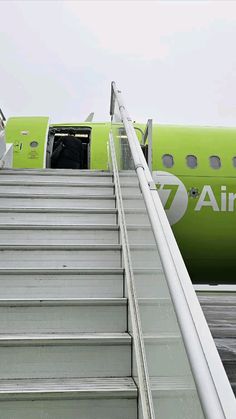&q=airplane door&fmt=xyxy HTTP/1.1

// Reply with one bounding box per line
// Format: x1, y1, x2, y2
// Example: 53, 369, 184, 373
5, 117, 49, 169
